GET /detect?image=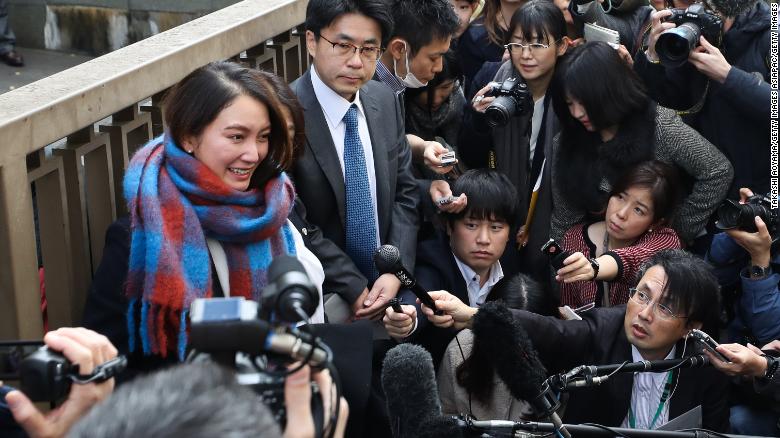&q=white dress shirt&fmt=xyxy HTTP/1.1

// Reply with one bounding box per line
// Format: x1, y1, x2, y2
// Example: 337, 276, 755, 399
310, 66, 381, 245
454, 256, 504, 307
621, 345, 676, 430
